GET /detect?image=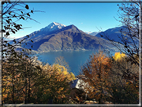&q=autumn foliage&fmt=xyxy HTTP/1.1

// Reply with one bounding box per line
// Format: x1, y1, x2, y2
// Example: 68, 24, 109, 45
2, 50, 139, 104
80, 52, 111, 103
113, 52, 126, 61
32, 63, 76, 103
79, 51, 139, 104
2, 56, 76, 104
110, 52, 139, 104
